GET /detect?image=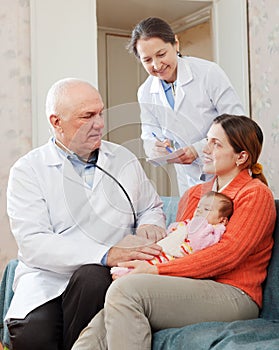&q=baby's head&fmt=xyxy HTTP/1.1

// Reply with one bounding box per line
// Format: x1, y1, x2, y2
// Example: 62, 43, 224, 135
194, 191, 233, 226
